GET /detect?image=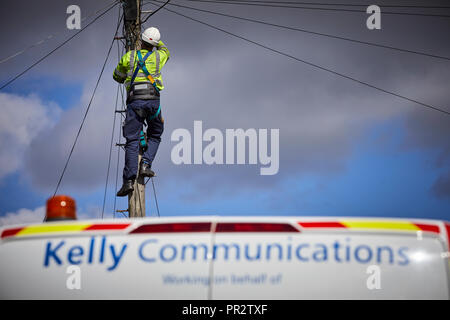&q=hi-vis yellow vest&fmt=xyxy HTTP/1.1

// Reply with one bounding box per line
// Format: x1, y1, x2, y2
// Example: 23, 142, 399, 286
113, 40, 170, 91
